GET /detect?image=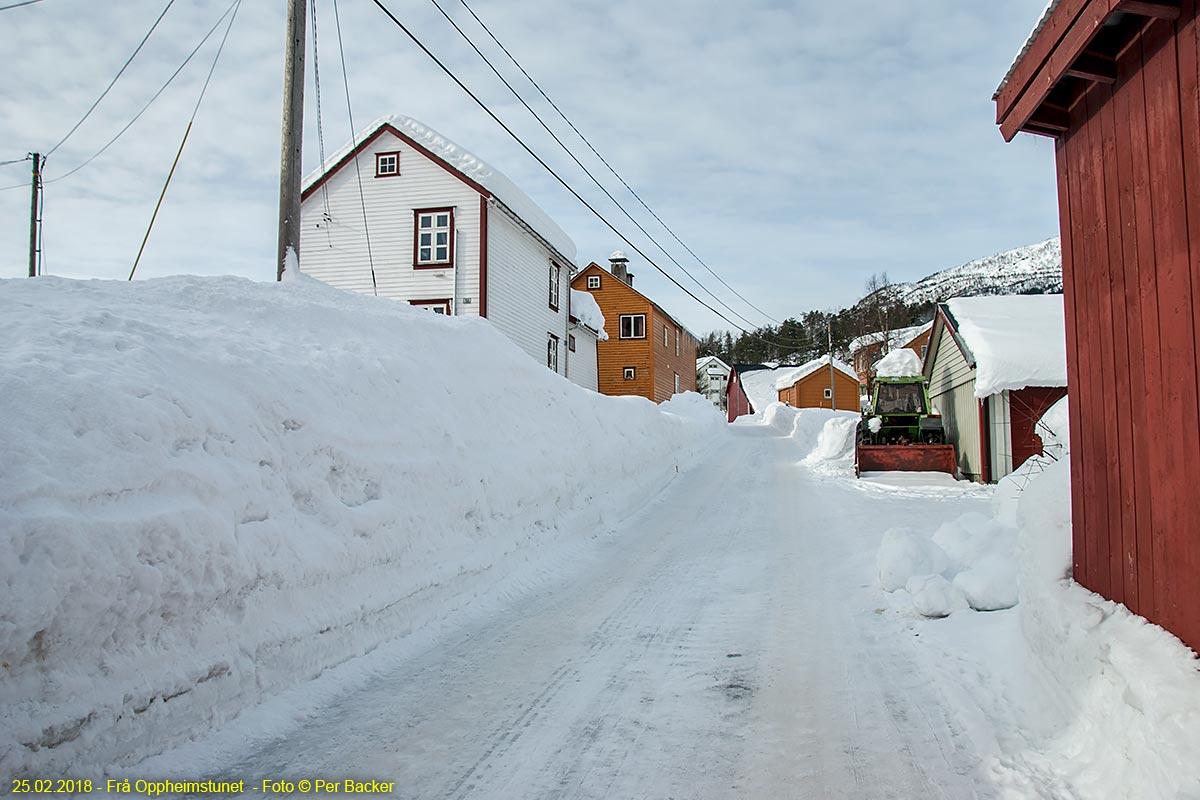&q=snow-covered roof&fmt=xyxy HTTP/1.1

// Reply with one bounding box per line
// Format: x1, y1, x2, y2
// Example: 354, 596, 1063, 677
944, 295, 1066, 398
303, 114, 576, 263
569, 289, 607, 340
696, 355, 730, 372
773, 355, 857, 391
848, 321, 933, 356
874, 348, 923, 379
994, 0, 1061, 98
